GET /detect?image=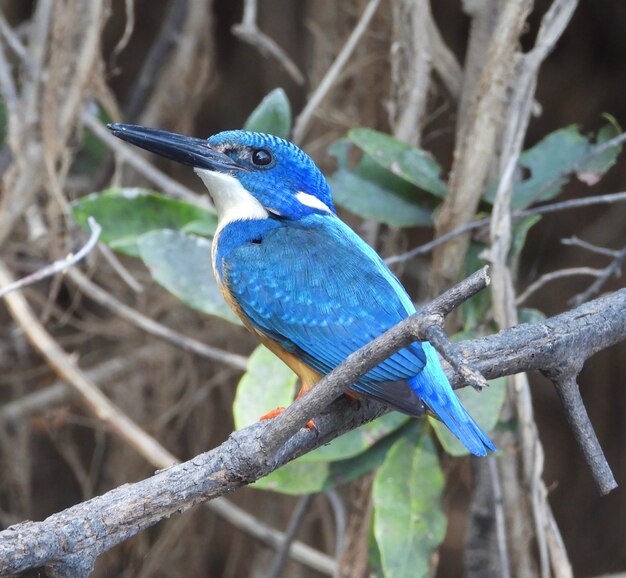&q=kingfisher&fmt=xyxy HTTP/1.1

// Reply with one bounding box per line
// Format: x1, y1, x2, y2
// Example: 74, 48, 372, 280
108, 123, 495, 456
